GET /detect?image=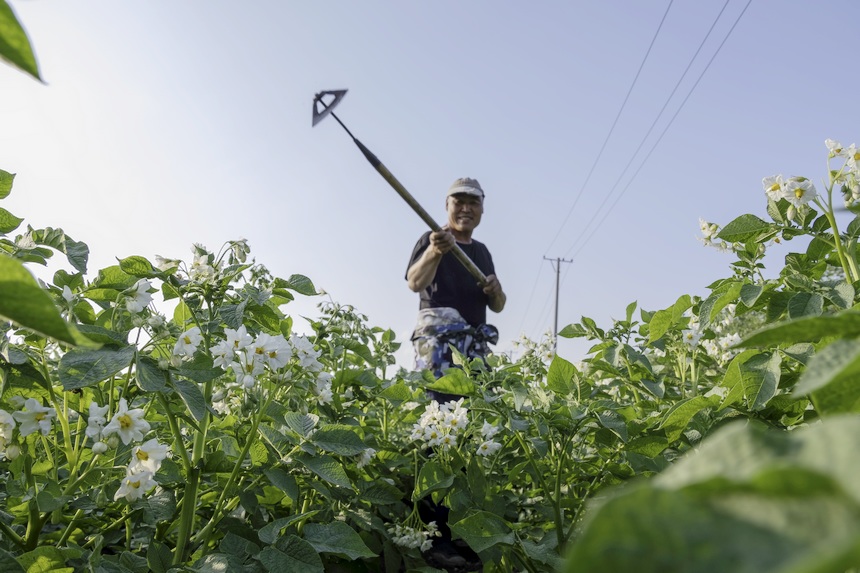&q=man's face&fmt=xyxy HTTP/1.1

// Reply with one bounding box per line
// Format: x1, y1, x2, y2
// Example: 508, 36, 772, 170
446, 194, 483, 233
